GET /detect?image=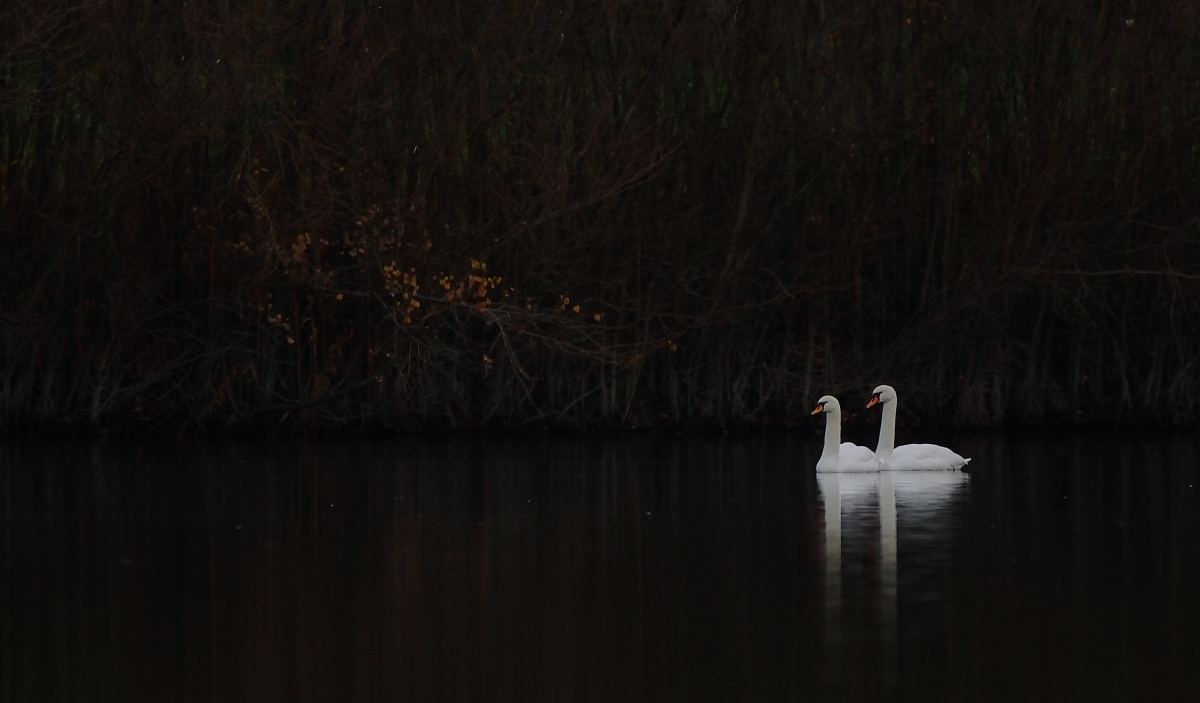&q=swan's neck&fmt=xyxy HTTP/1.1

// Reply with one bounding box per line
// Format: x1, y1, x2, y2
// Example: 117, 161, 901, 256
876, 401, 897, 459
821, 411, 842, 462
